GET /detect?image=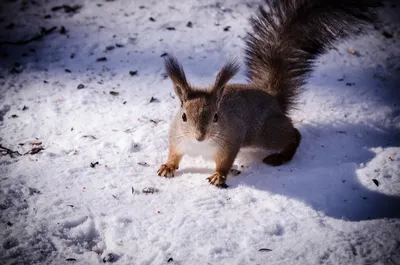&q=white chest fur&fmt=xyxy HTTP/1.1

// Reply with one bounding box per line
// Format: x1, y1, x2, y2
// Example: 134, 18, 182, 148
176, 139, 219, 159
